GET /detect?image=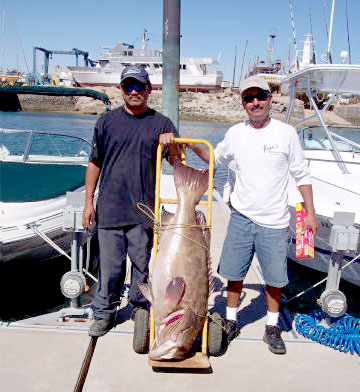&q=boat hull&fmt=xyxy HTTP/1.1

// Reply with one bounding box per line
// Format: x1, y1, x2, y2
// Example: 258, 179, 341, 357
69, 67, 223, 91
